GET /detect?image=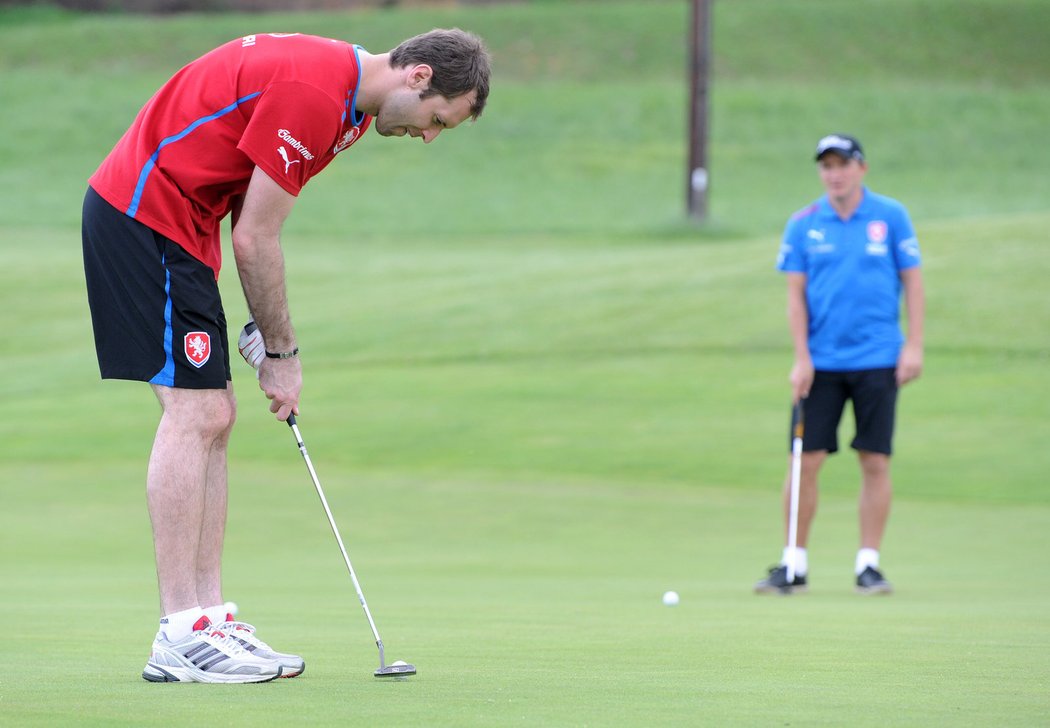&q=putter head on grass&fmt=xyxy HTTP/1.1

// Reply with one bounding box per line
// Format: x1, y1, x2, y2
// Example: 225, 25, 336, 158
375, 660, 416, 678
